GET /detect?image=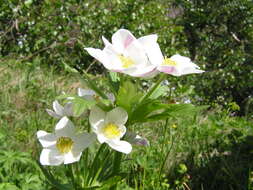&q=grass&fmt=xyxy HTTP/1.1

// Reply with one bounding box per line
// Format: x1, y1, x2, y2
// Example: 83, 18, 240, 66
0, 60, 253, 190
